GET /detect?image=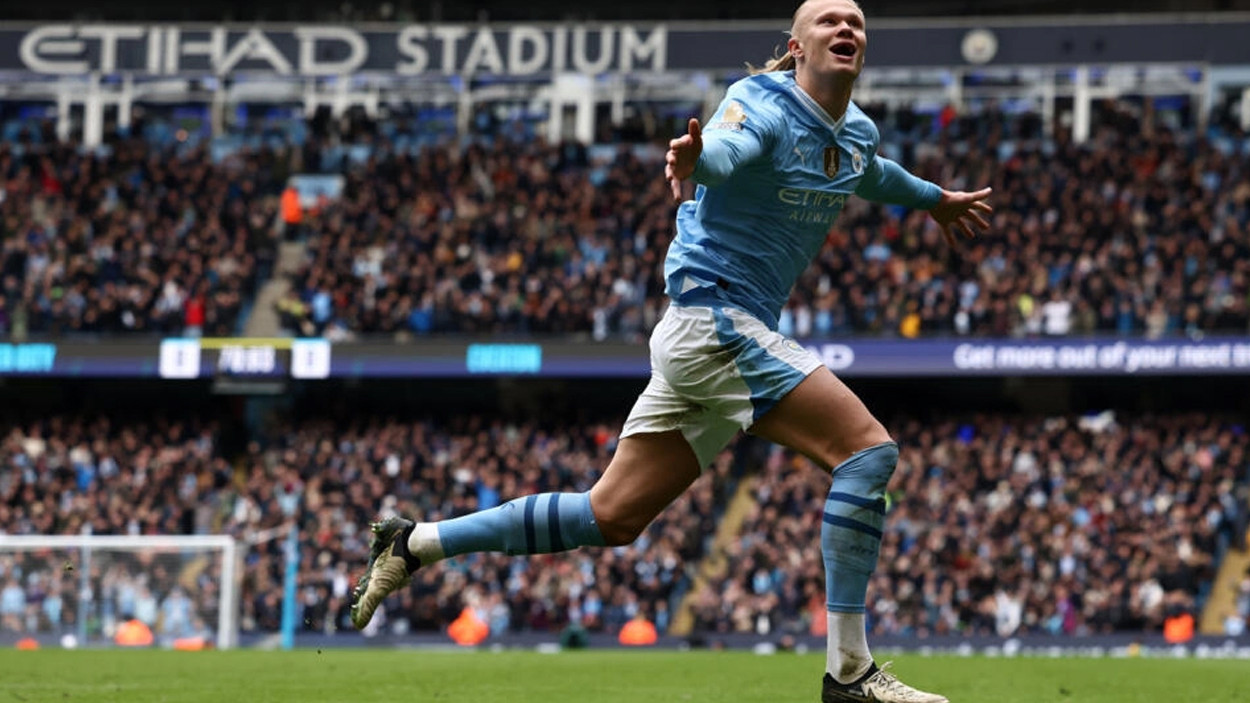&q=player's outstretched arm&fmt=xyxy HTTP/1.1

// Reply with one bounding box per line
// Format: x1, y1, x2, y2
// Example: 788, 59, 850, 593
928, 187, 994, 247
665, 118, 703, 202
